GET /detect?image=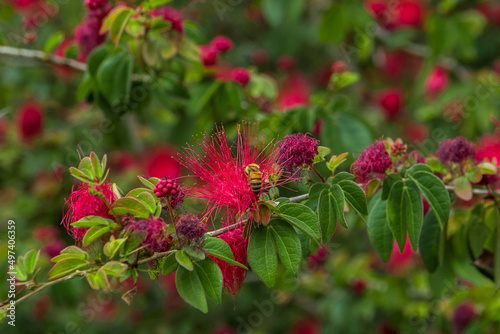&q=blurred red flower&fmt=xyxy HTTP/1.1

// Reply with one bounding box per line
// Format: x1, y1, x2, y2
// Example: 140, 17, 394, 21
453, 303, 477, 334
379, 89, 404, 121
425, 66, 449, 100
277, 73, 310, 111
17, 100, 44, 144
386, 234, 417, 275
142, 144, 181, 179
230, 68, 251, 86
